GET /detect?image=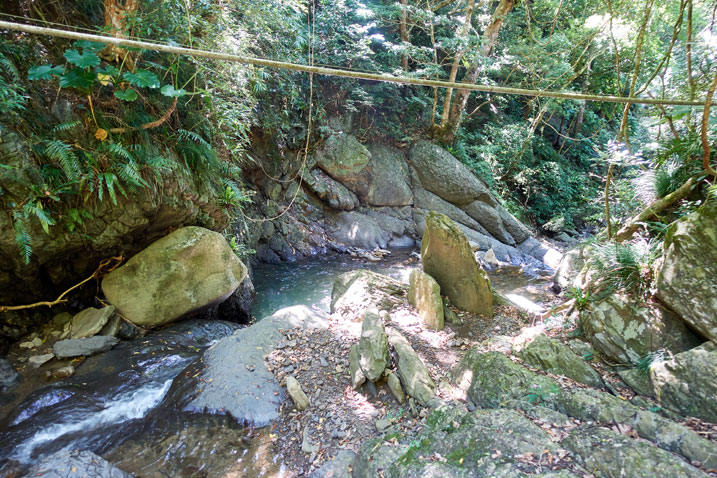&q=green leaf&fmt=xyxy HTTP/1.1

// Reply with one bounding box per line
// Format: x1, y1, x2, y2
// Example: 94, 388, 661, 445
97, 65, 121, 77
28, 64, 65, 80
73, 40, 106, 53
114, 89, 138, 101
59, 68, 96, 90
122, 70, 160, 88
63, 49, 101, 68
160, 84, 187, 97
